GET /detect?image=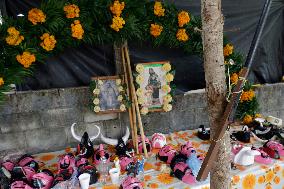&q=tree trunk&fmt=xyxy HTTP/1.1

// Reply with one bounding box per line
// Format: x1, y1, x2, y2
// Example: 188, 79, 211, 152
201, 0, 231, 188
